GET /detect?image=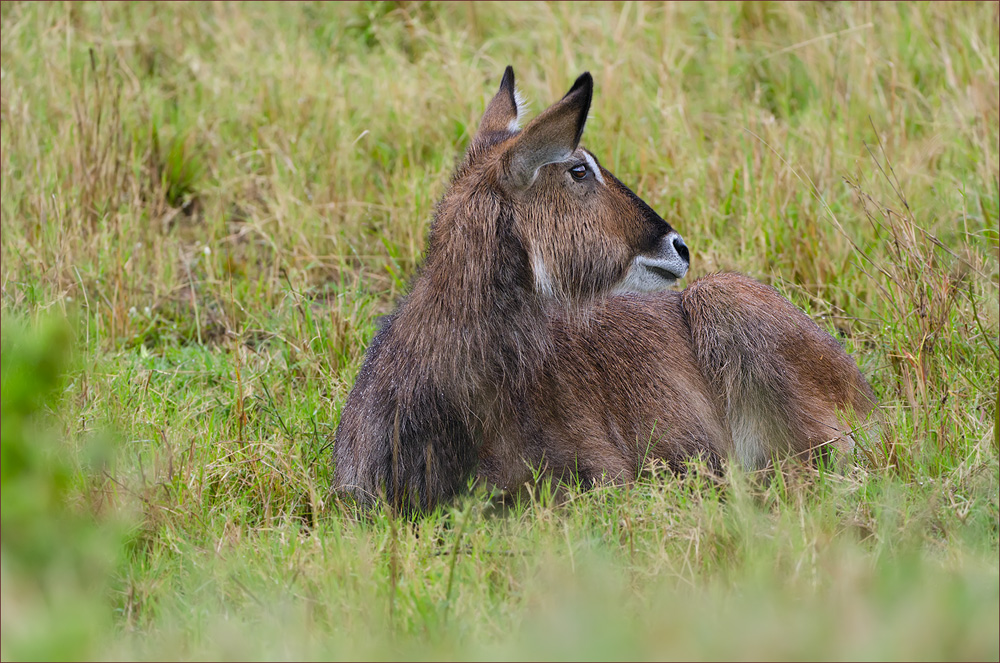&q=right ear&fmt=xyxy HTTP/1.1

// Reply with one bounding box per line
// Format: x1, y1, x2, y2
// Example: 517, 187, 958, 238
473, 66, 520, 140
502, 72, 593, 189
